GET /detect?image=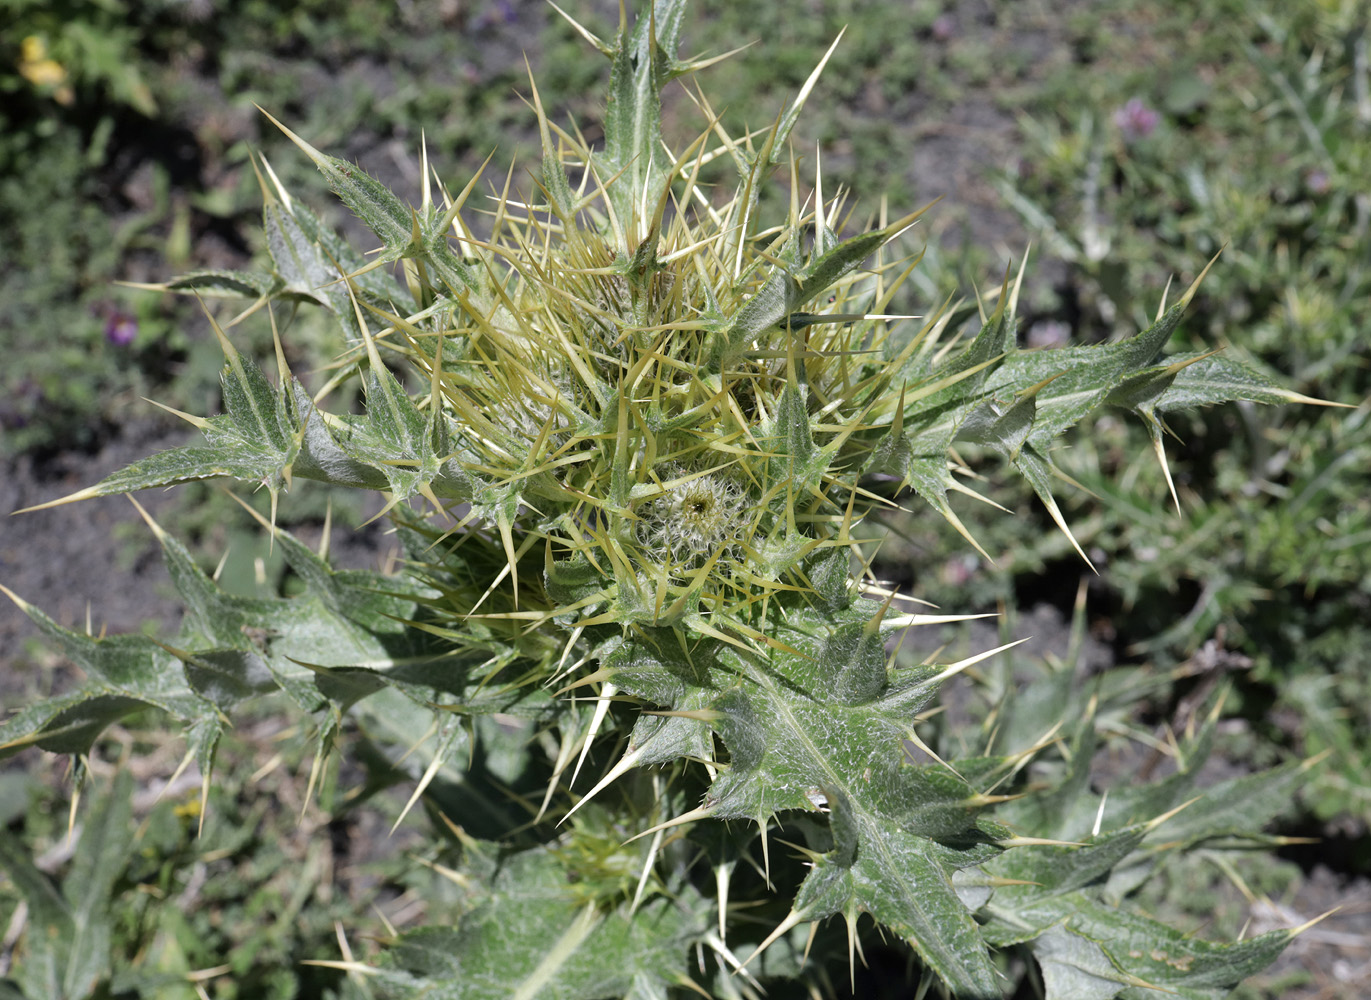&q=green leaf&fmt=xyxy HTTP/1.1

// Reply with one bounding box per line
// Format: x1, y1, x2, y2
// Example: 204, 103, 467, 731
0, 827, 73, 999
996, 707, 1098, 839
994, 827, 1150, 905
1032, 924, 1144, 1000
180, 649, 277, 712
599, 0, 687, 238
33, 337, 307, 505
345, 359, 450, 502
278, 197, 408, 307
55, 445, 284, 499
0, 690, 162, 761
1012, 445, 1091, 564
1140, 760, 1307, 850
148, 511, 442, 715
958, 390, 1037, 456
0, 772, 135, 999
980, 679, 1296, 994
266, 201, 343, 304
794, 789, 1002, 997
1028, 896, 1290, 1000
607, 599, 1004, 996
62, 770, 135, 998
899, 289, 1015, 449
767, 381, 824, 494
271, 123, 414, 255
159, 268, 282, 298
27, 369, 483, 509
1153, 353, 1327, 410
0, 590, 211, 761
722, 214, 920, 365
896, 455, 993, 561
1021, 297, 1190, 448
4, 501, 492, 771
262, 200, 370, 341
371, 847, 709, 999
260, 110, 478, 292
